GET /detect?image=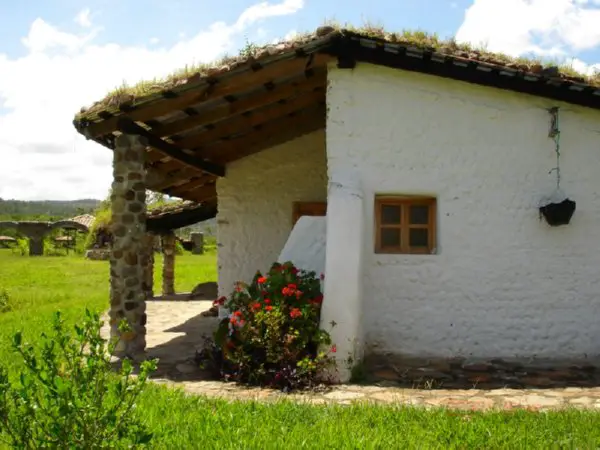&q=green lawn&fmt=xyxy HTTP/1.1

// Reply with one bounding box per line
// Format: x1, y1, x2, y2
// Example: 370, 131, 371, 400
2, 249, 600, 449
